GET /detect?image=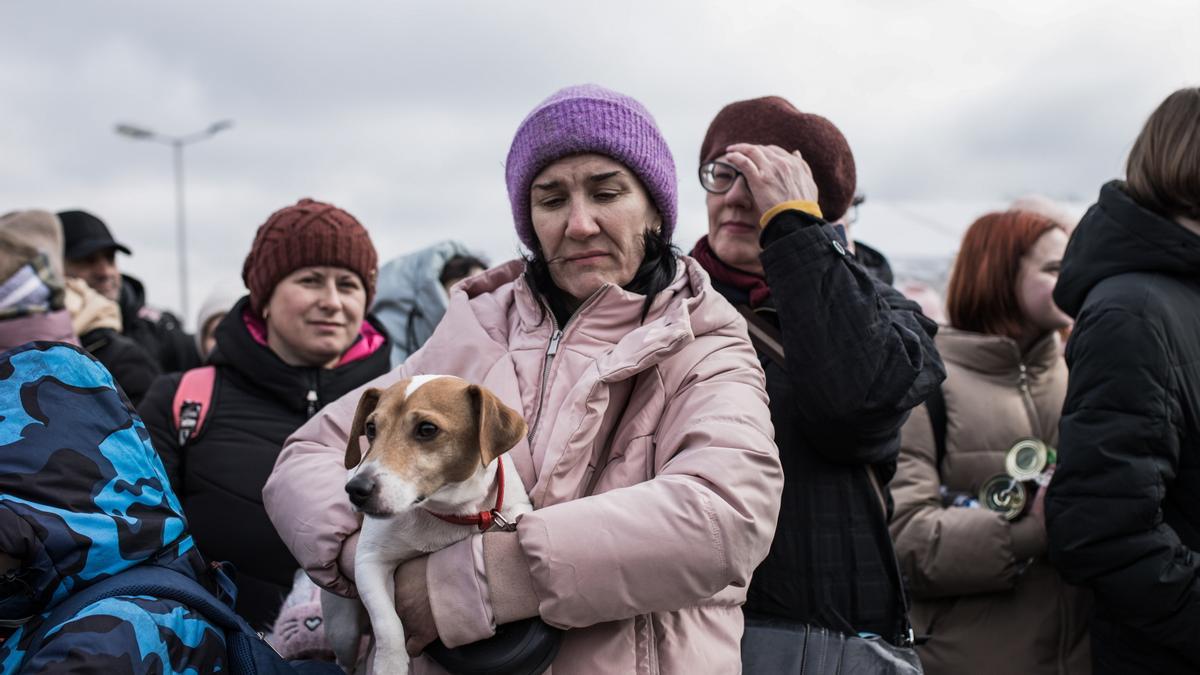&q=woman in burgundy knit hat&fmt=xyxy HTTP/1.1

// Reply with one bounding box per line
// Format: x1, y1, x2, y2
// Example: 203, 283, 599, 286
690, 96, 945, 673
137, 198, 393, 631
